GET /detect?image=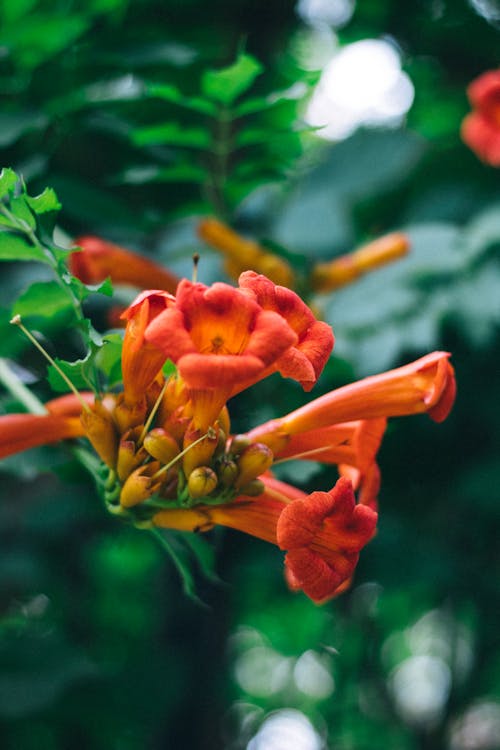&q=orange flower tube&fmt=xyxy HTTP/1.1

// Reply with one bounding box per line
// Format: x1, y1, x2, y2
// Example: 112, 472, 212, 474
311, 232, 410, 292
198, 217, 295, 288
0, 413, 84, 459
246, 352, 456, 448
70, 236, 180, 293
120, 290, 174, 403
